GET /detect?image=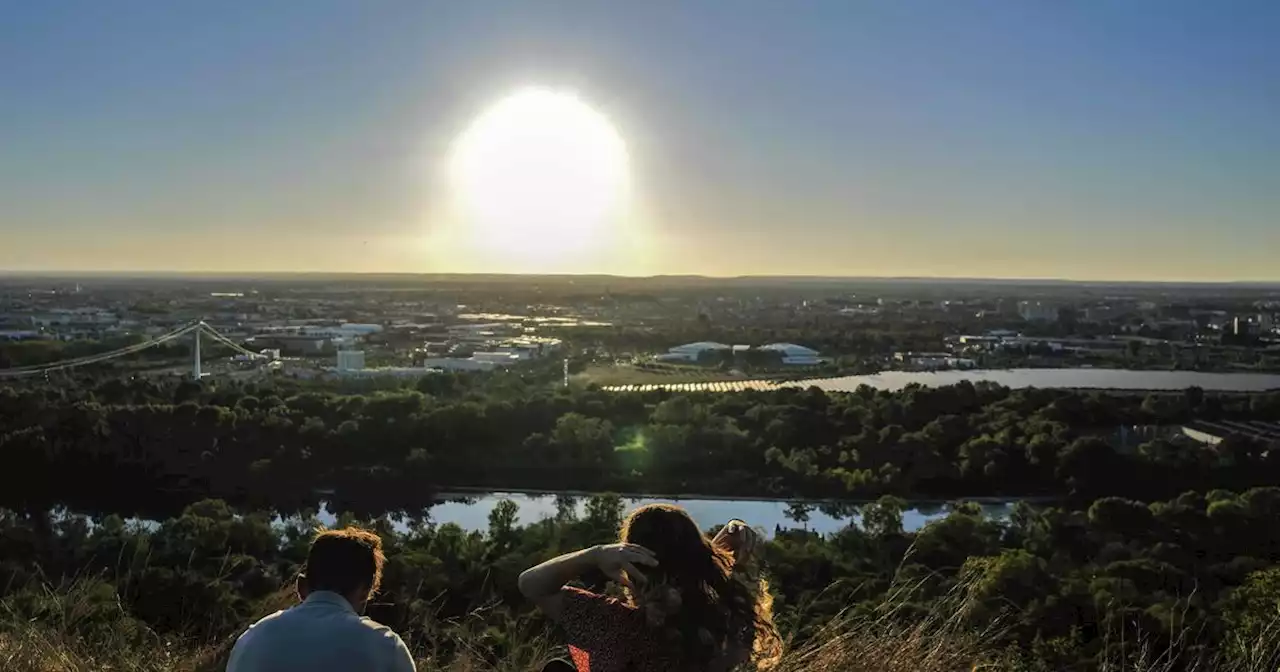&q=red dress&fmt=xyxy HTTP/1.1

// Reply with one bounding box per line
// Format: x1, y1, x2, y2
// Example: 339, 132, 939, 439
558, 586, 675, 672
